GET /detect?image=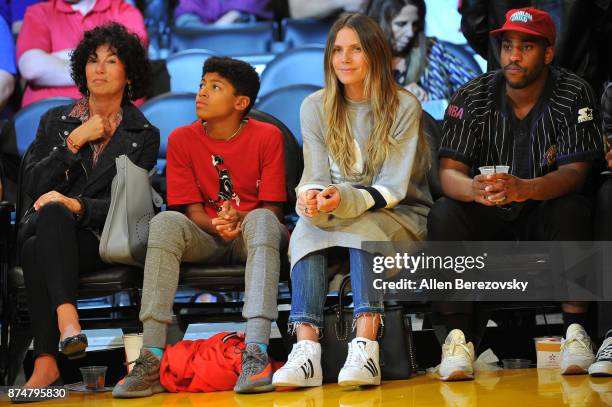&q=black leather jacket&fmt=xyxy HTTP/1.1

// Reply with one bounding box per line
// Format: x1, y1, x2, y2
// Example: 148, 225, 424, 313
460, 0, 612, 95
21, 101, 160, 234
